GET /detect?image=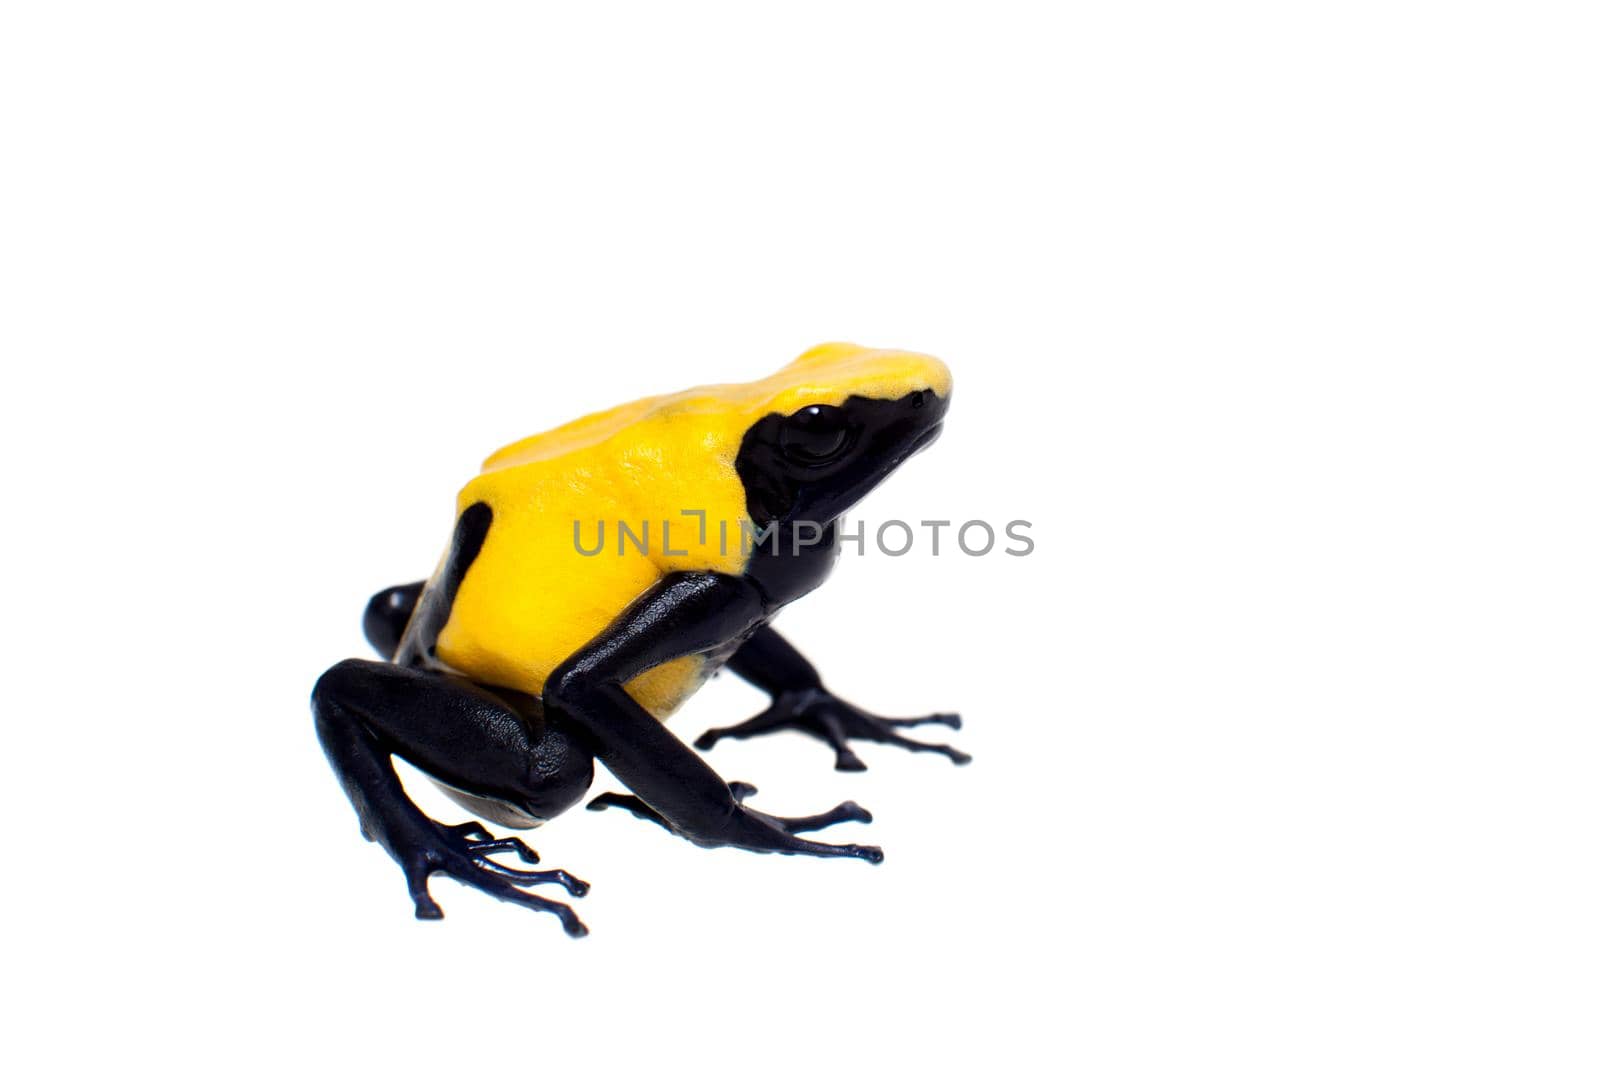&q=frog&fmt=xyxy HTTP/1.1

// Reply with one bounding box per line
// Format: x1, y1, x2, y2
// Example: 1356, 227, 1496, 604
311, 342, 967, 935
